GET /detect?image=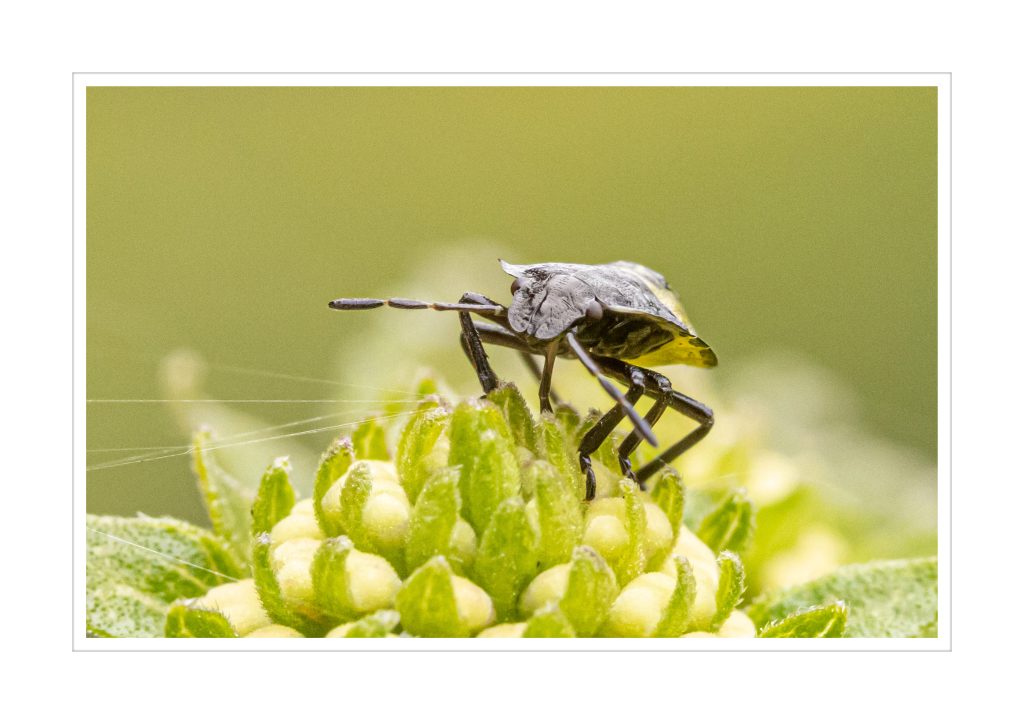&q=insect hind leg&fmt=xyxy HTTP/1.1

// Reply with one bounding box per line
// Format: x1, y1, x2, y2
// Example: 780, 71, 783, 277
594, 358, 714, 487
